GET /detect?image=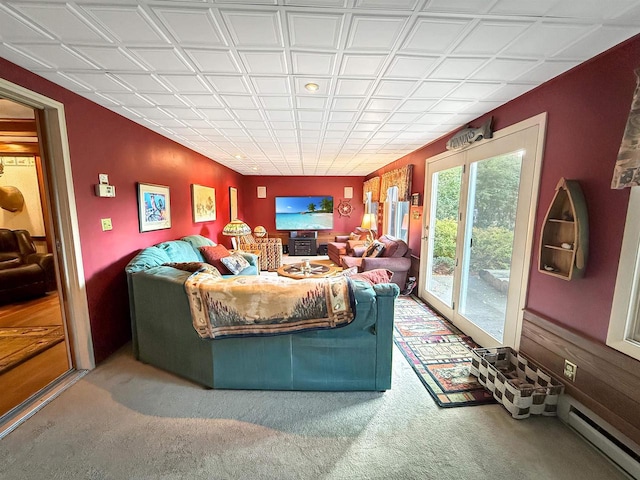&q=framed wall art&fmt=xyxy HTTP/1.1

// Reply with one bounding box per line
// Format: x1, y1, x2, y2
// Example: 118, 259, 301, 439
229, 186, 238, 220
138, 182, 171, 232
191, 184, 216, 223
